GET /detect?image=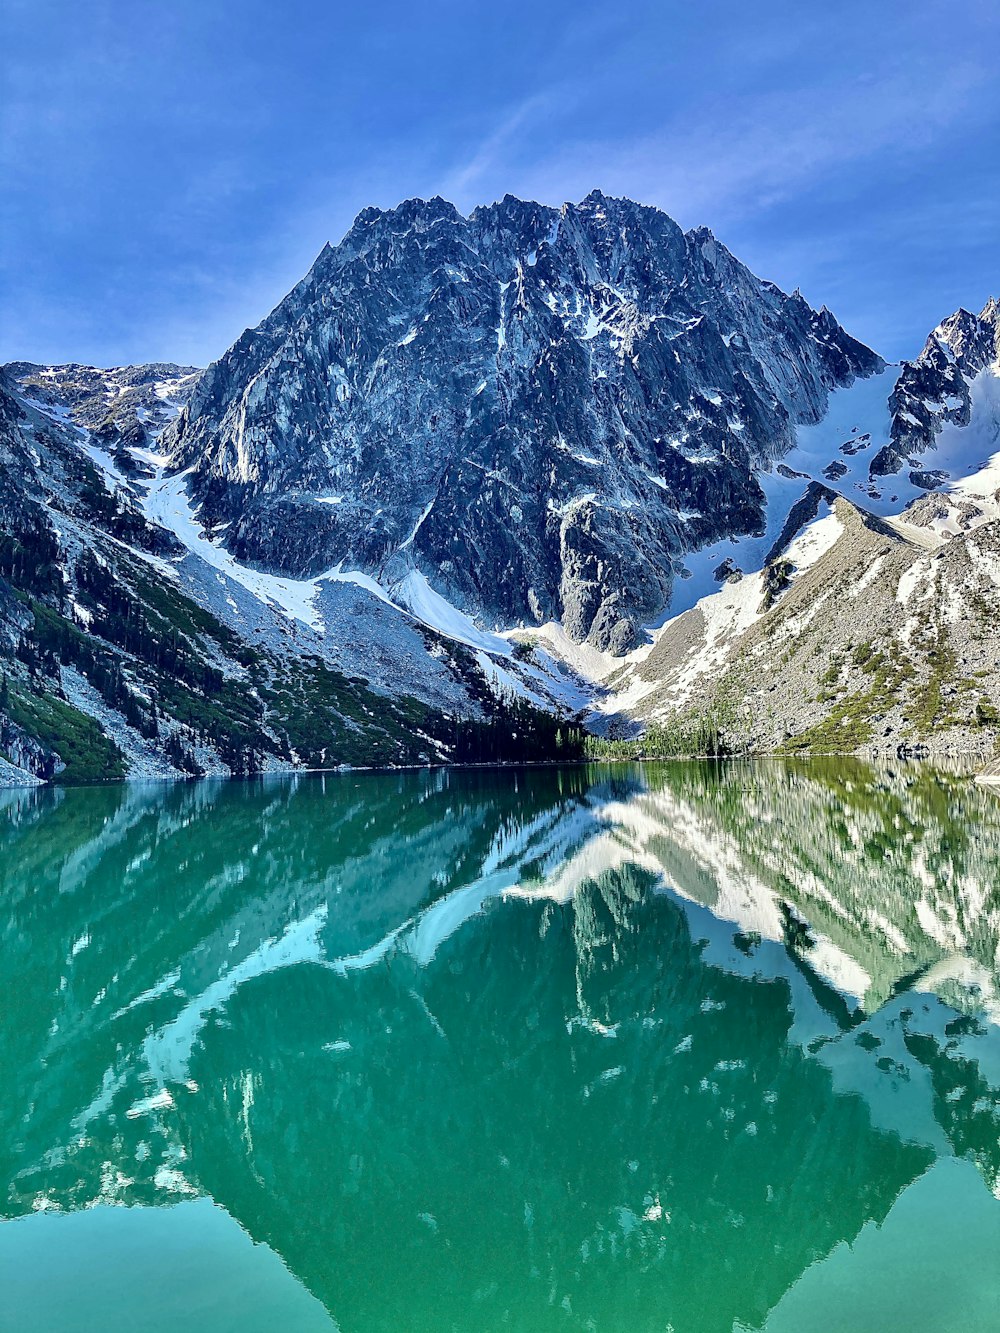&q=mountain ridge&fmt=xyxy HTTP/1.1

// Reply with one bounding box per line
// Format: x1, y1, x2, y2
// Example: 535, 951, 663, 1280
2, 191, 998, 784
592, 322, 1000, 759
